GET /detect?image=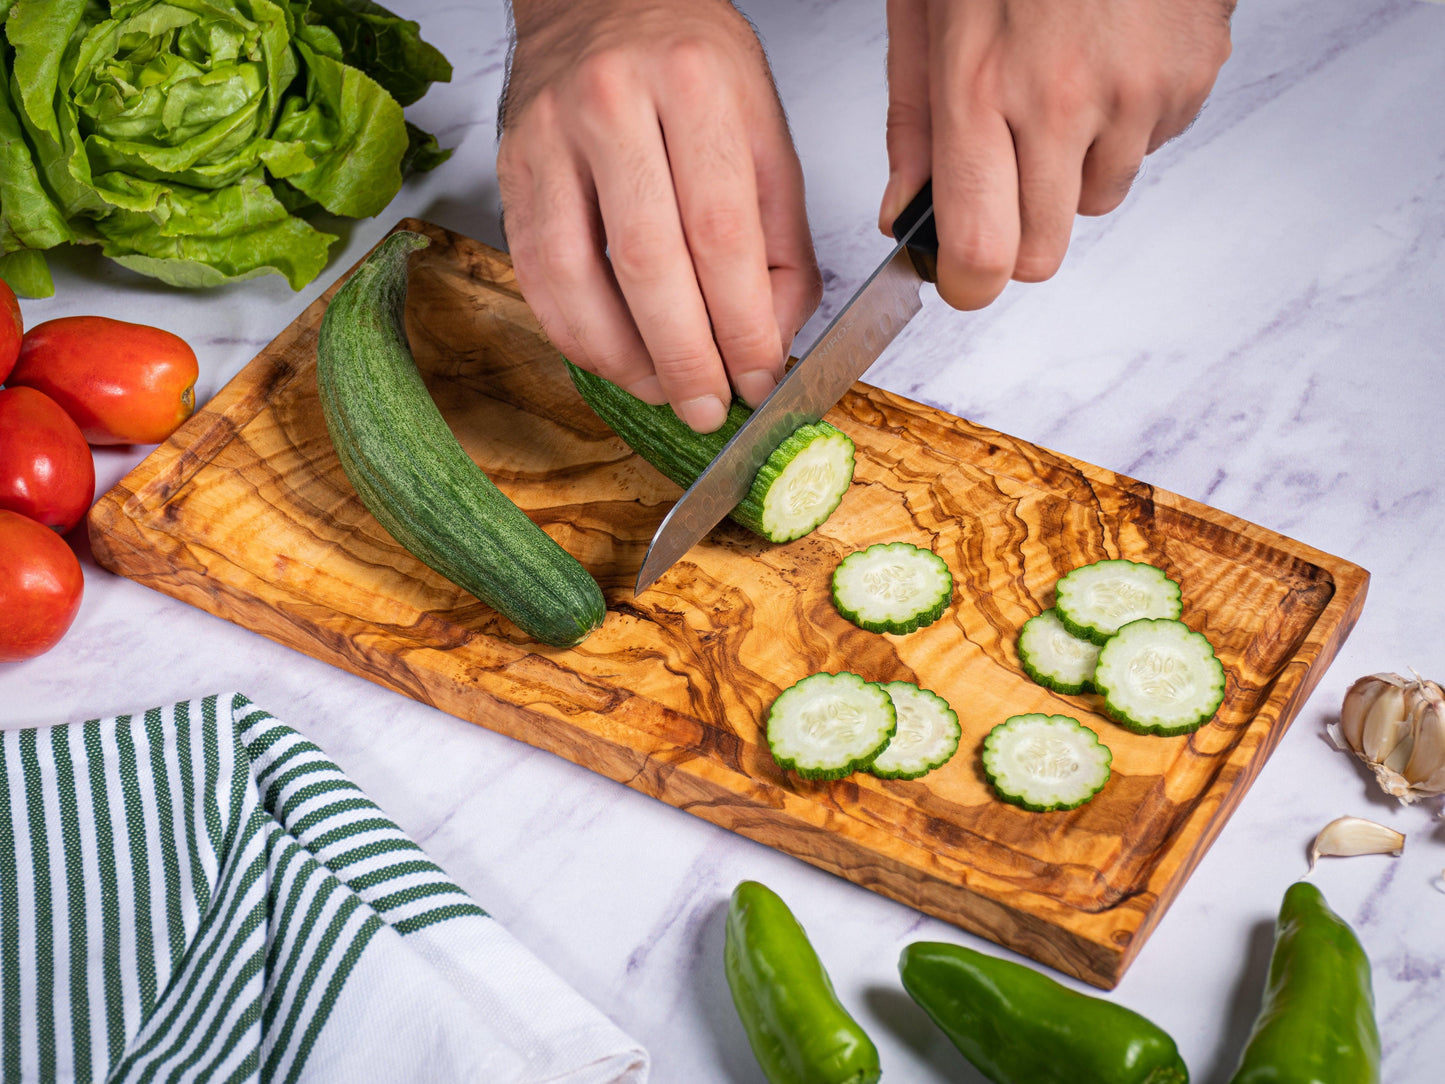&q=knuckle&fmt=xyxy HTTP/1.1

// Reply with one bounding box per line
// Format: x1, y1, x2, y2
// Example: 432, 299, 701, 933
885, 97, 930, 135
1030, 61, 1093, 132
535, 230, 595, 283
660, 36, 725, 93
572, 51, 638, 124
1079, 146, 1142, 217
586, 347, 648, 386
652, 348, 717, 389
936, 228, 1014, 309
714, 319, 779, 364
970, 51, 1006, 101
605, 225, 666, 284
687, 203, 752, 255
545, 316, 647, 385
1109, 68, 1161, 117
1078, 183, 1129, 217
519, 85, 562, 130
948, 237, 1014, 286
1011, 246, 1064, 284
